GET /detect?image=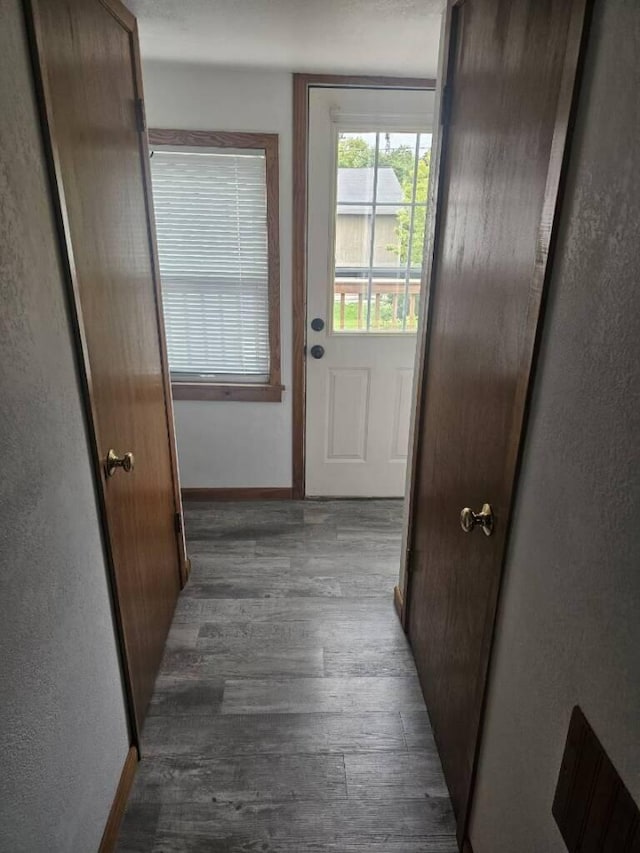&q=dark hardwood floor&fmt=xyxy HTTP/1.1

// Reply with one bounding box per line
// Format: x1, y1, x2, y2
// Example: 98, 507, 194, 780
117, 500, 456, 852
